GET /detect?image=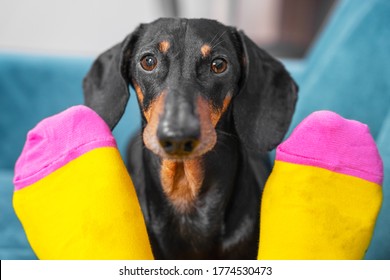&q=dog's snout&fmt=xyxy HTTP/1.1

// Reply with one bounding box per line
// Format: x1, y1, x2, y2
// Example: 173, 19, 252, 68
155, 90, 202, 157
